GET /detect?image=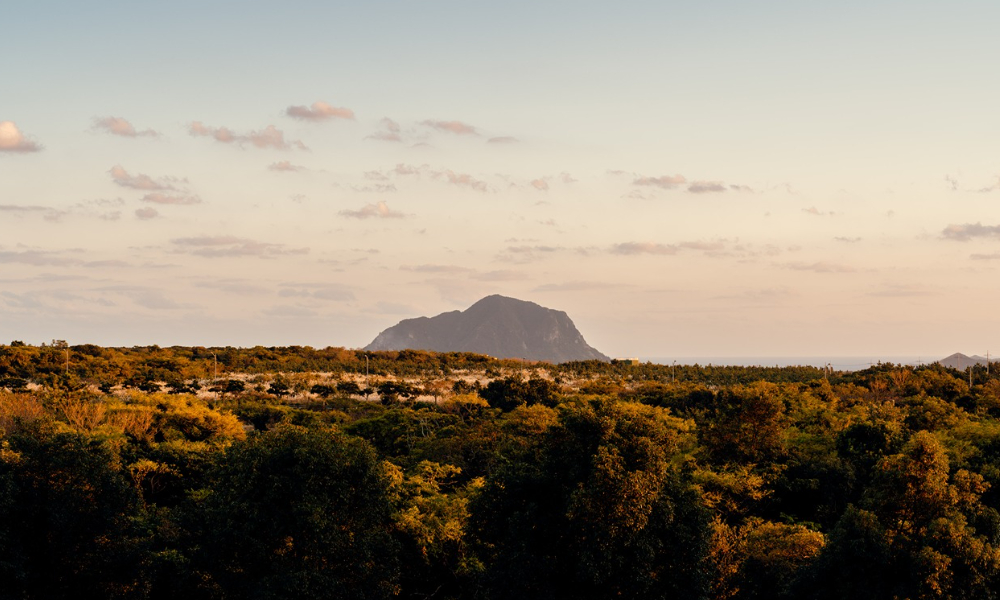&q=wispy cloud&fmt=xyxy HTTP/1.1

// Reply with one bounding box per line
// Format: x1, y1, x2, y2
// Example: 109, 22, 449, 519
339, 201, 407, 219
866, 283, 935, 298
189, 122, 307, 150
401, 264, 472, 274
834, 236, 862, 243
286, 101, 354, 122
610, 241, 725, 255
262, 305, 319, 318
941, 222, 1000, 241
393, 163, 424, 176
487, 136, 518, 144
194, 279, 272, 295
141, 192, 202, 205
687, 181, 727, 194
978, 177, 1000, 193
422, 119, 478, 136
171, 235, 309, 258
0, 250, 78, 266
135, 207, 159, 220
431, 169, 488, 192
92, 116, 158, 138
0, 204, 50, 215
783, 261, 856, 273
803, 206, 835, 217
278, 282, 354, 301
533, 281, 618, 292
611, 242, 678, 255
530, 179, 549, 191
633, 174, 686, 189
268, 160, 303, 172
108, 165, 184, 191
0, 121, 41, 153
367, 118, 402, 142
351, 184, 397, 193
472, 270, 526, 281
971, 252, 1000, 260
496, 245, 563, 263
